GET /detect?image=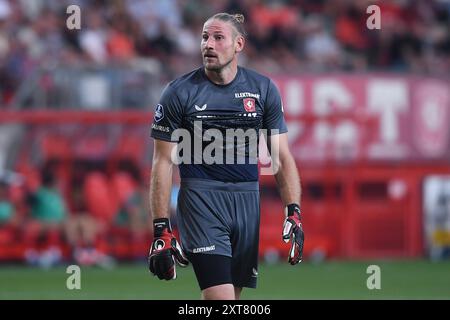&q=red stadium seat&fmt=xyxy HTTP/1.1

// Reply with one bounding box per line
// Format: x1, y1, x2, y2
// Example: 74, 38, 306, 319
84, 172, 118, 222
0, 228, 14, 245
111, 171, 137, 207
